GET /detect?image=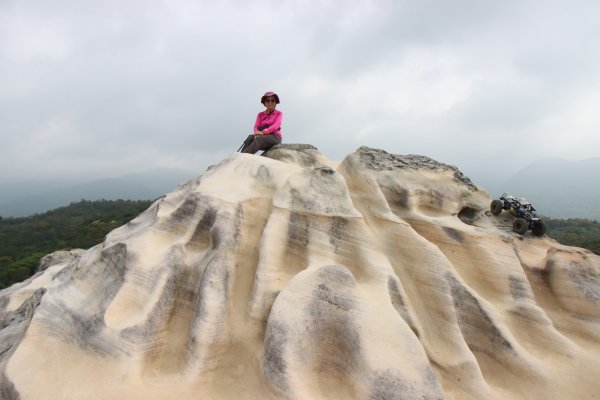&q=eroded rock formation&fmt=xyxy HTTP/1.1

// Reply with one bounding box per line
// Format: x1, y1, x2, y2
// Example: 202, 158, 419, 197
1, 145, 599, 400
